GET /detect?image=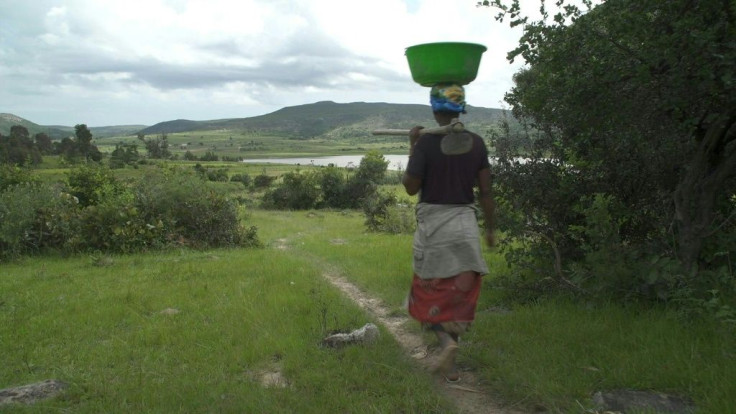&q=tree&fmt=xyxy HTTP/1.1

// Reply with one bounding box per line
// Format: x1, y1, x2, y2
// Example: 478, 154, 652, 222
55, 137, 79, 161
55, 124, 102, 163
183, 150, 197, 161
109, 143, 140, 168
138, 133, 172, 159
342, 151, 389, 207
485, 0, 735, 293
262, 170, 320, 210
0, 126, 42, 166
319, 166, 349, 208
34, 133, 53, 155
200, 151, 218, 161
75, 124, 102, 162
